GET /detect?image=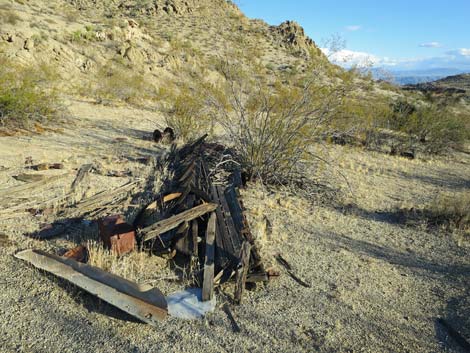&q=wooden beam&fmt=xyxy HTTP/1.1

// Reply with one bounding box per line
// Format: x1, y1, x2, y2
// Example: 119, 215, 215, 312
141, 203, 218, 242
234, 241, 252, 304
0, 173, 70, 199
71, 164, 93, 192
202, 212, 216, 301
15, 249, 167, 325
